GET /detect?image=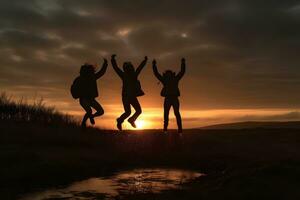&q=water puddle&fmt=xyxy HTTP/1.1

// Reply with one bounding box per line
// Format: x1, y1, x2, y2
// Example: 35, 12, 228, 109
20, 168, 204, 200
